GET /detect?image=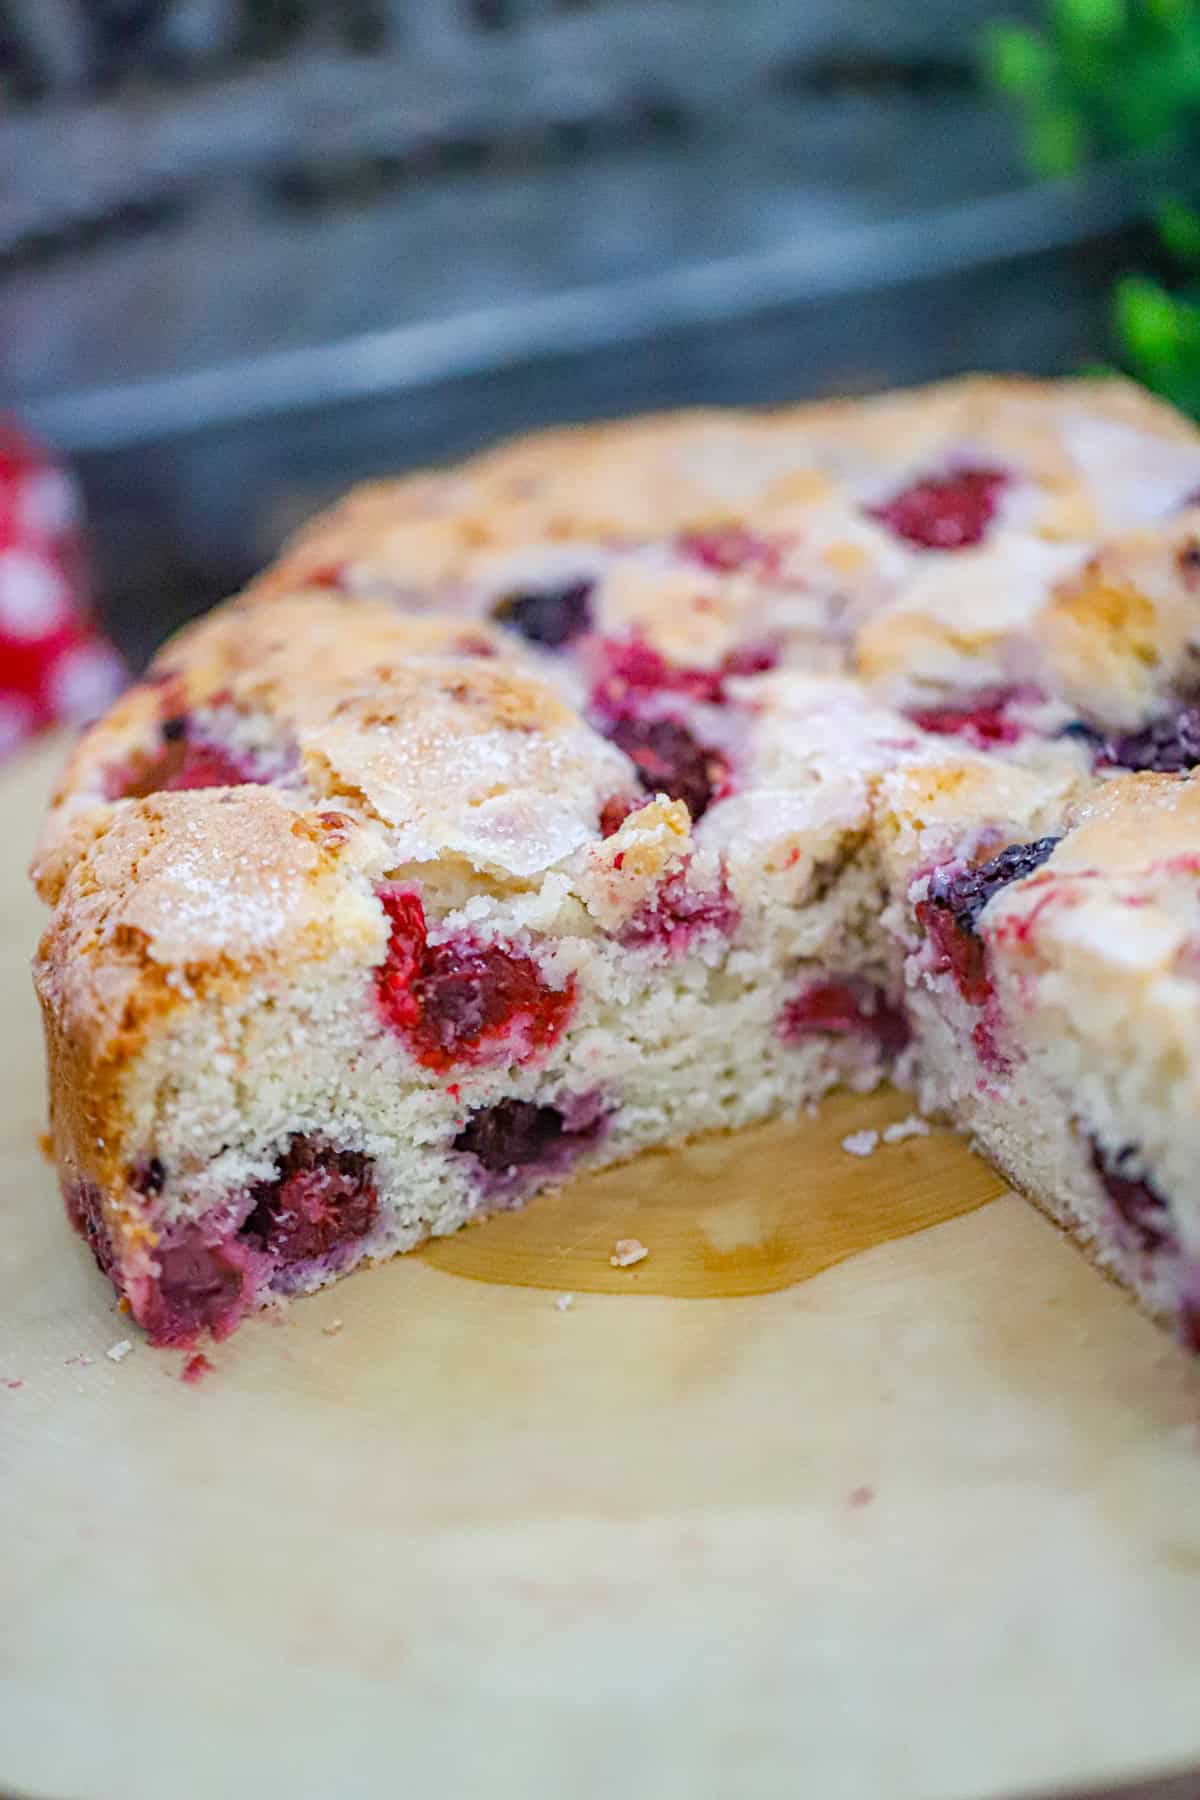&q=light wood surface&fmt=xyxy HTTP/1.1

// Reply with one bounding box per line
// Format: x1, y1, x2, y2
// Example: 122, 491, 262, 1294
3, 736, 1200, 1800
